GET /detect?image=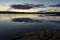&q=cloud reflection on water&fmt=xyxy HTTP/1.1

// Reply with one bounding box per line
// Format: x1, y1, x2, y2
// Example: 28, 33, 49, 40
0, 14, 60, 21
12, 18, 43, 23
49, 20, 60, 24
